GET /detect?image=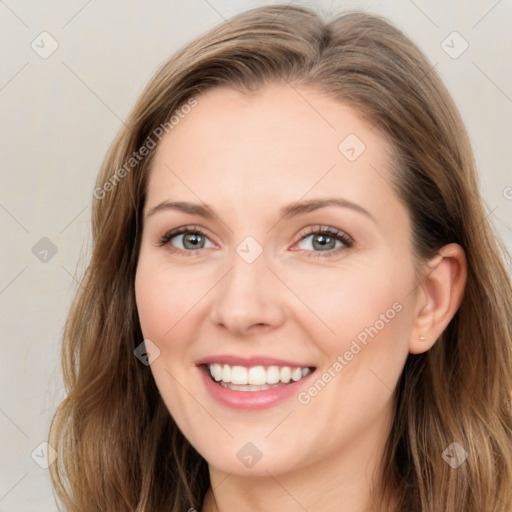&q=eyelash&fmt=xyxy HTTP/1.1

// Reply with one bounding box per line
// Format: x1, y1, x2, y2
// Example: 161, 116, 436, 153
294, 226, 354, 258
158, 225, 354, 258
